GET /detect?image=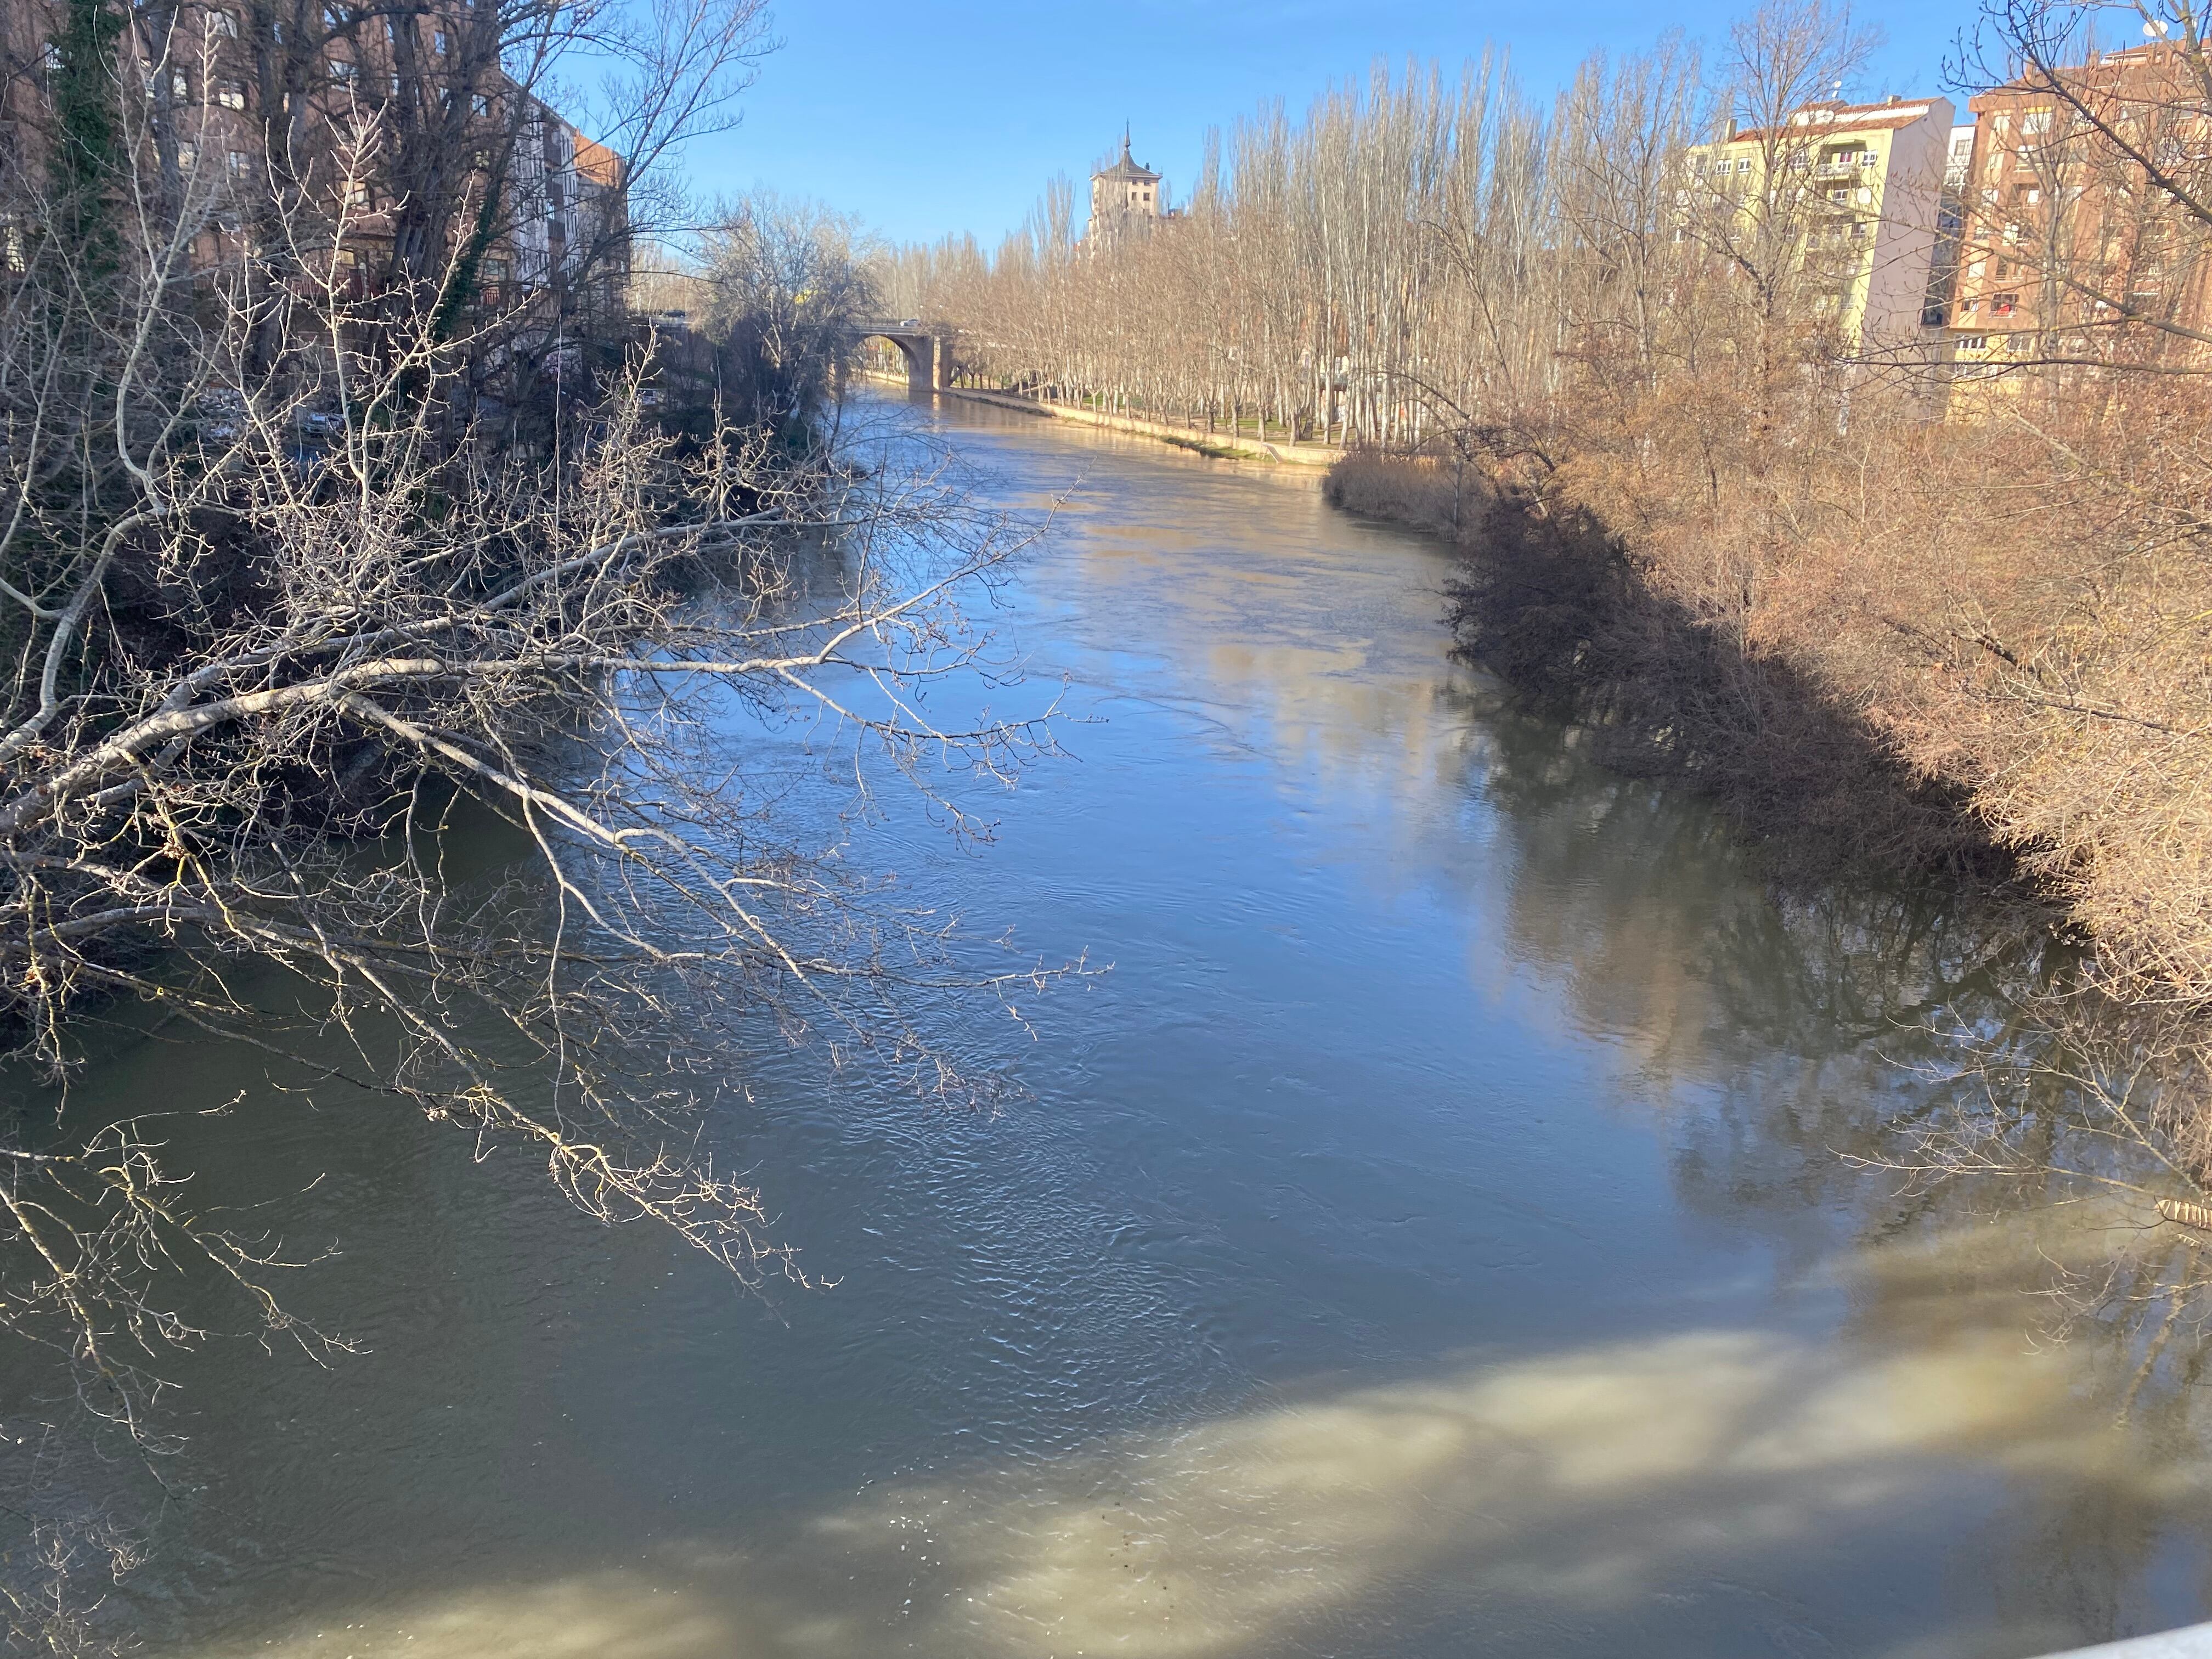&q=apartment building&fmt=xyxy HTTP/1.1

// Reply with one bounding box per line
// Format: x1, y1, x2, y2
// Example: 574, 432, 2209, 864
1948, 42, 2212, 377
1920, 123, 1978, 325
1685, 94, 1956, 352
0, 0, 625, 326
